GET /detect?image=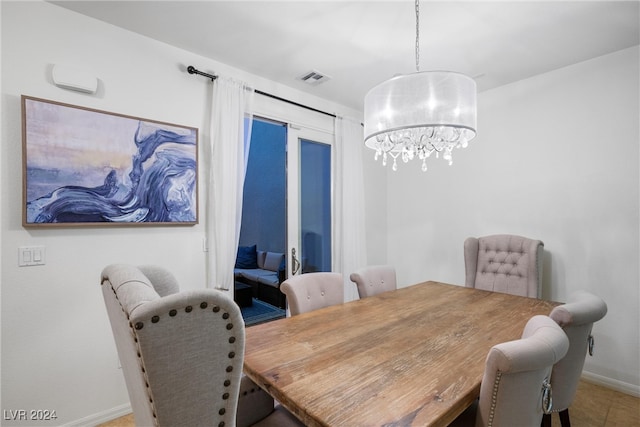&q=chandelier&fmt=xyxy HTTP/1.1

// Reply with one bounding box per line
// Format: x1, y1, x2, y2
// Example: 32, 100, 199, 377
363, 0, 477, 172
